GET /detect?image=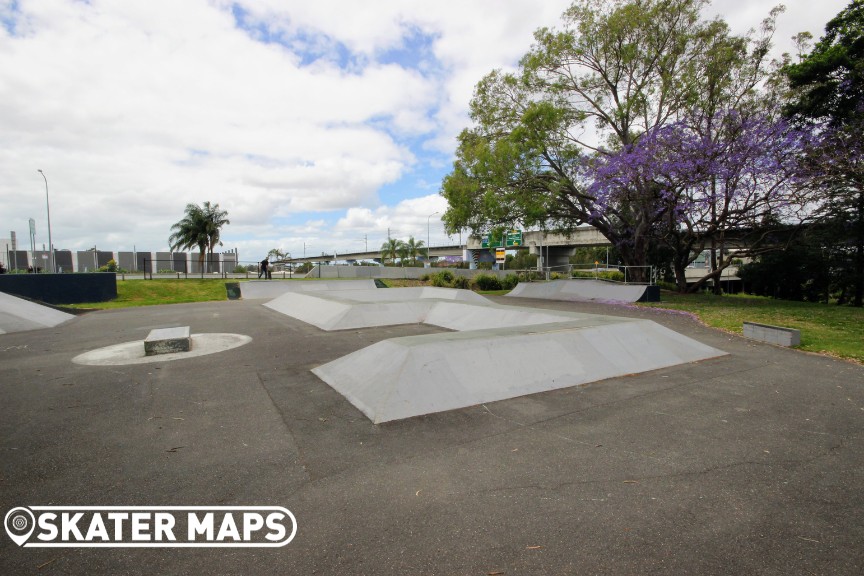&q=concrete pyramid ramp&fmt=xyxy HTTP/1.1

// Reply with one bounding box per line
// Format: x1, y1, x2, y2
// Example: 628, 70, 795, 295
264, 287, 490, 331
312, 318, 725, 424
507, 279, 648, 303
241, 279, 377, 300
0, 291, 75, 334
